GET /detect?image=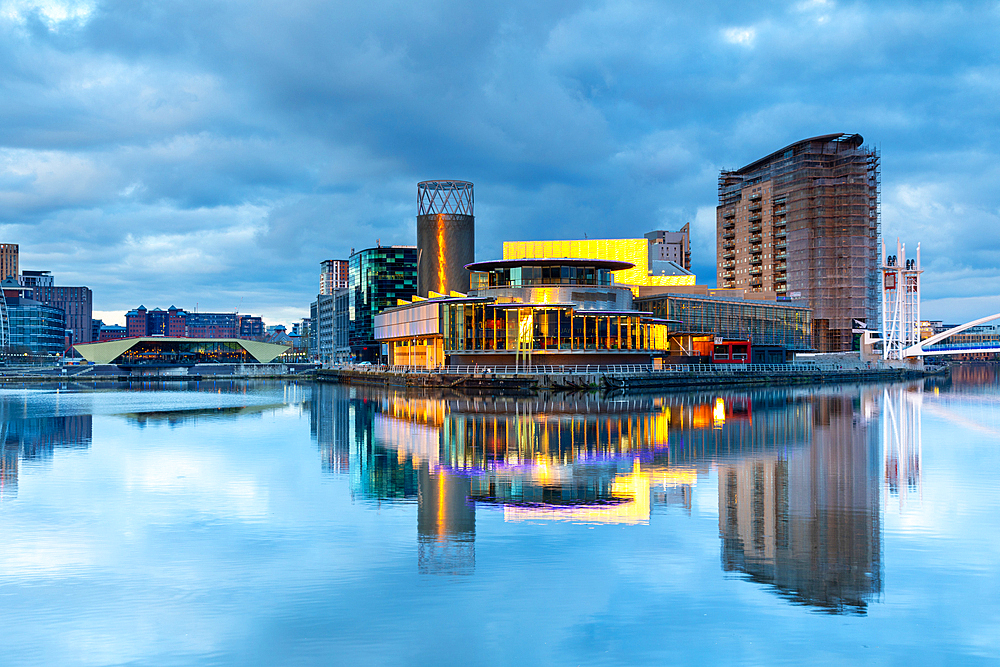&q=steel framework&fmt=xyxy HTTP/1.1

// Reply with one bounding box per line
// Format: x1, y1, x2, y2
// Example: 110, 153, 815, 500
417, 180, 474, 217
881, 239, 921, 360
